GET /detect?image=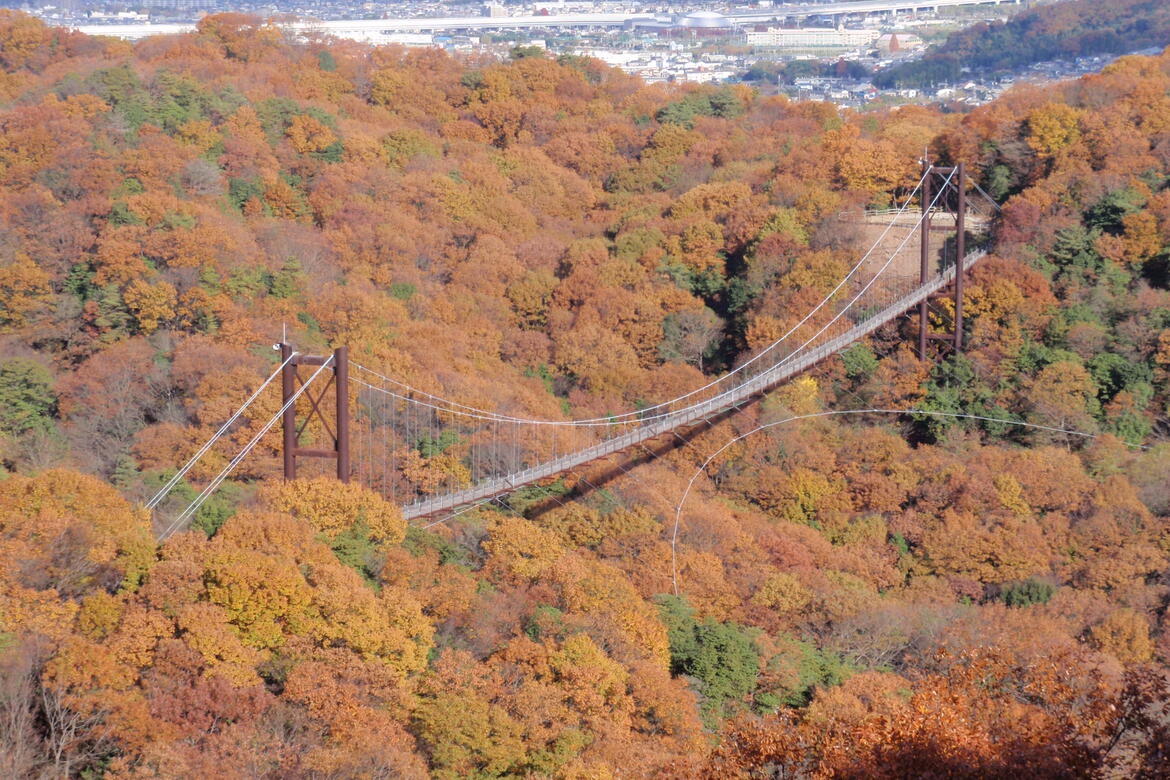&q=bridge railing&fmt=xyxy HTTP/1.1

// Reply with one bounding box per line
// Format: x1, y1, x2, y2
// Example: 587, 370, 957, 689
348, 167, 998, 514
400, 248, 986, 520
